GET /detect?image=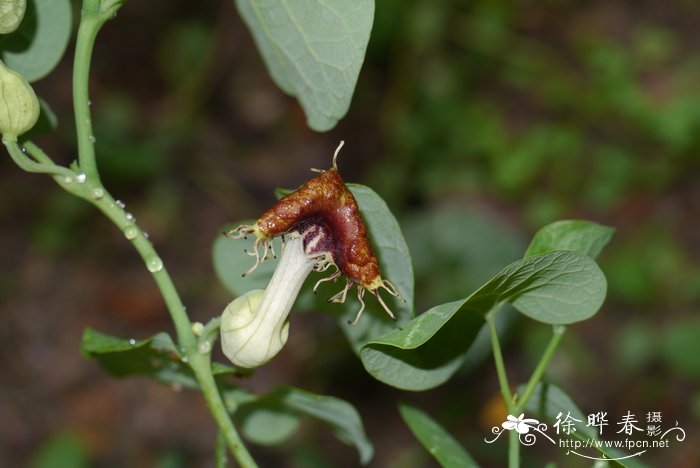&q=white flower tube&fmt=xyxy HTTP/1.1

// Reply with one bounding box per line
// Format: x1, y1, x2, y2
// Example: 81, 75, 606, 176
220, 235, 315, 368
